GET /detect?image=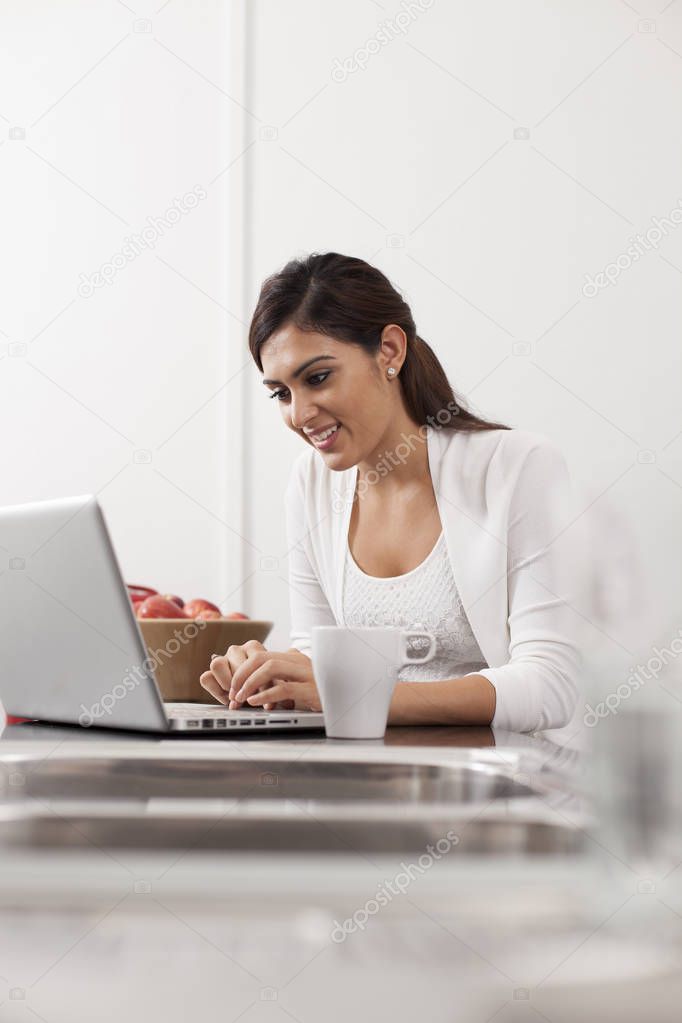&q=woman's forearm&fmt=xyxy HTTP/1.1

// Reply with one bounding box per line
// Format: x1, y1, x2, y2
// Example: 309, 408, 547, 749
387, 674, 496, 726
284, 649, 496, 726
